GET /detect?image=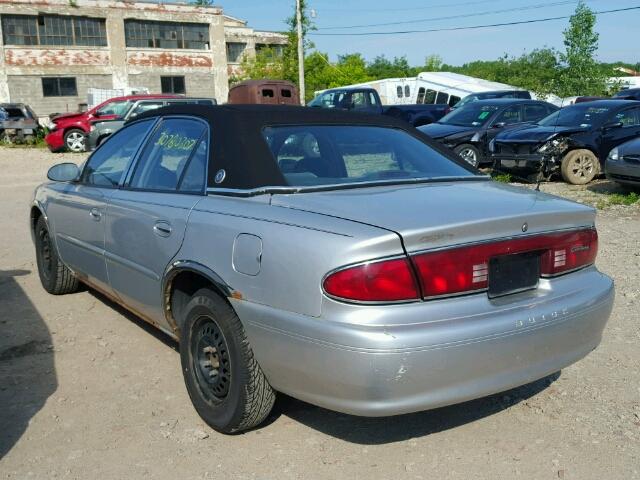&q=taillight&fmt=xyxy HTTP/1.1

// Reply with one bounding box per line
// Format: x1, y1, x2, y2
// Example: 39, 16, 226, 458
323, 229, 597, 303
323, 257, 419, 302
412, 228, 598, 299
